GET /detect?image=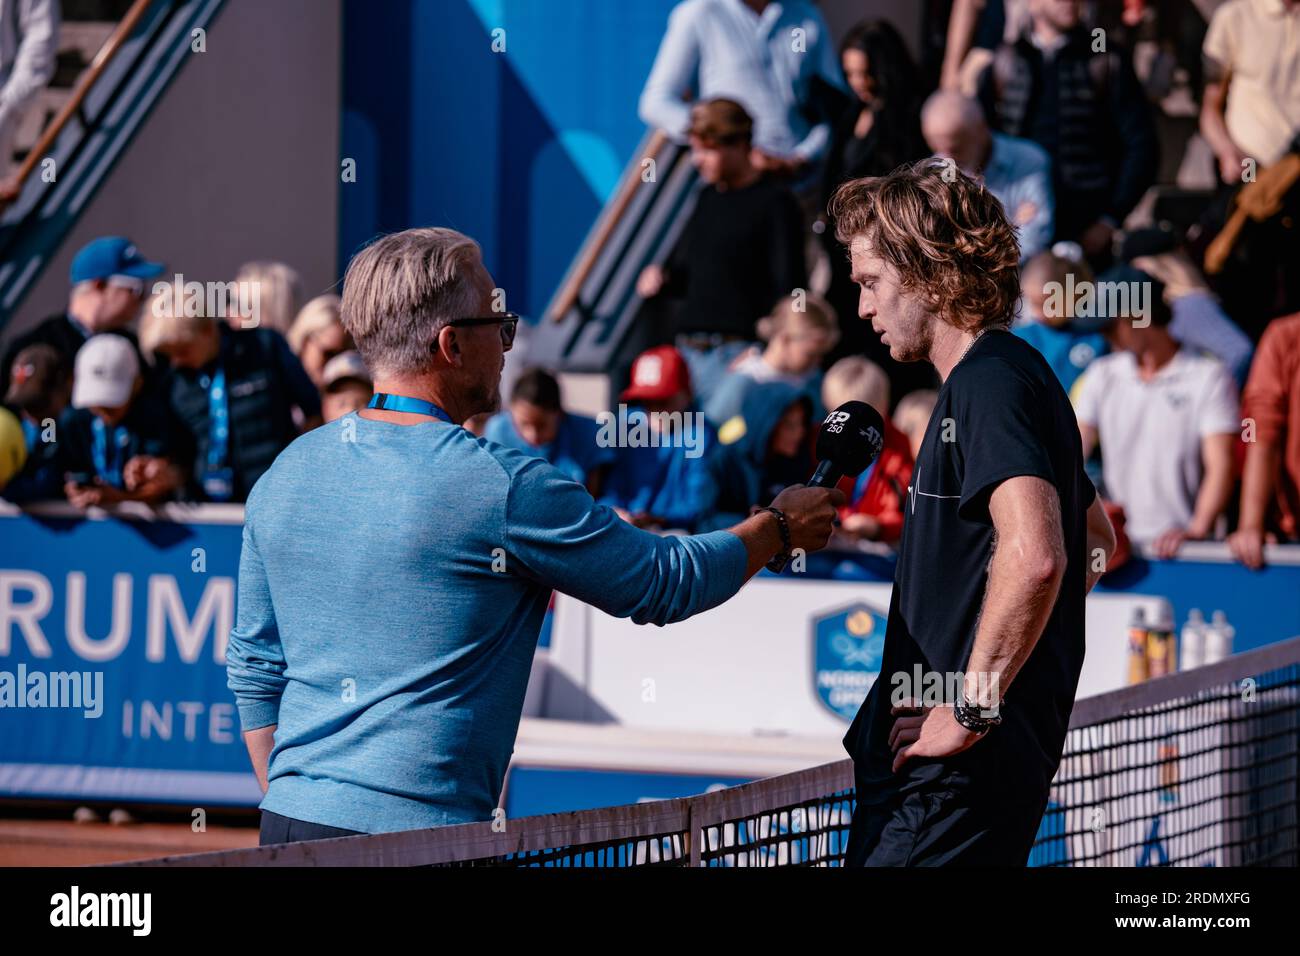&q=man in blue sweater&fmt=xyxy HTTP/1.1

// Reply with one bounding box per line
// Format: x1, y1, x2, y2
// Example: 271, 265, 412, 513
227, 227, 843, 844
